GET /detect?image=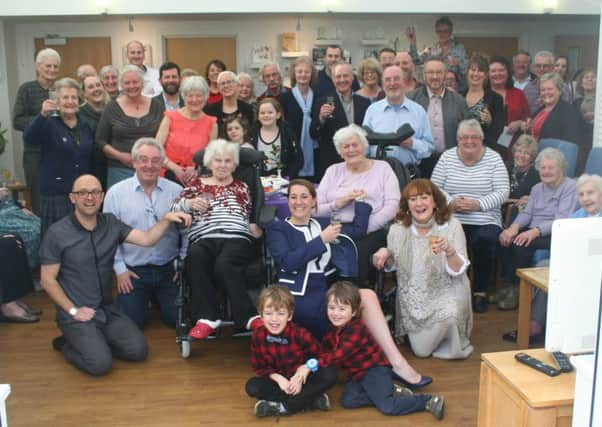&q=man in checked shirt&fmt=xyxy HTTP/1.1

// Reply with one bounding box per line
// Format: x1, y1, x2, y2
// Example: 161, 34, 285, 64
318, 281, 446, 420
246, 285, 337, 417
